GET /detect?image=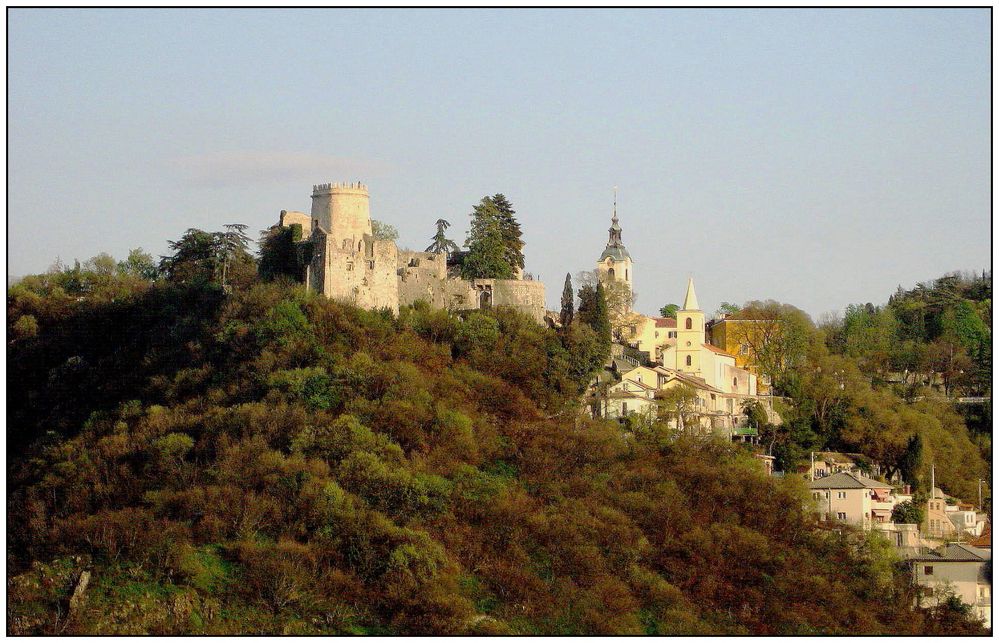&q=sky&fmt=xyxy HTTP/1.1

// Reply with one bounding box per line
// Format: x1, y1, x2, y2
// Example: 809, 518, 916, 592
8, 8, 991, 319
